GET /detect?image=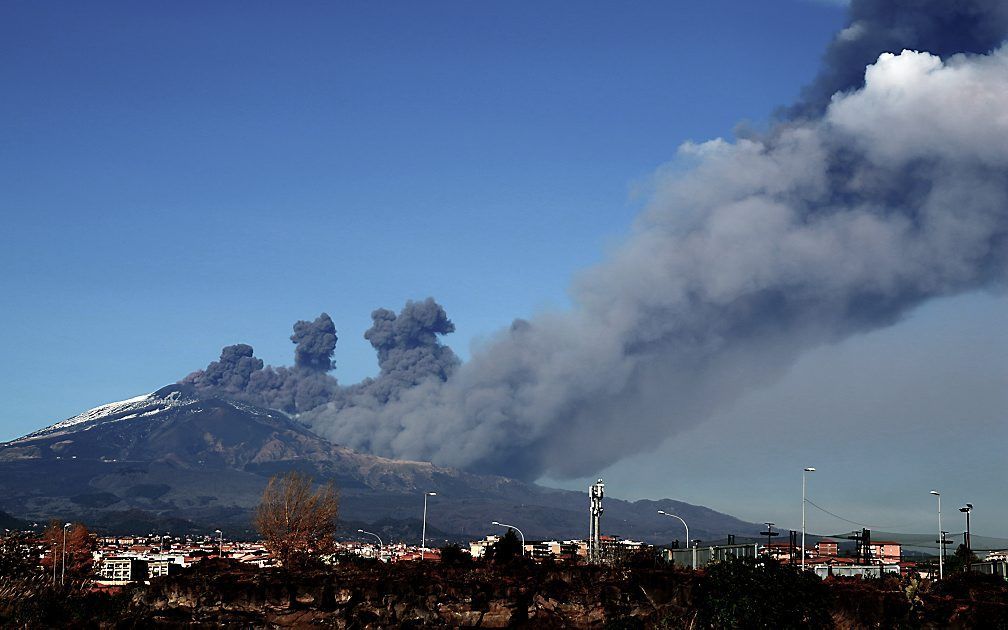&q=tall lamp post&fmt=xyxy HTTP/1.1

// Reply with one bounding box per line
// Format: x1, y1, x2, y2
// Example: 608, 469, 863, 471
491, 521, 525, 556
657, 510, 690, 550
61, 522, 71, 586
959, 504, 973, 558
357, 529, 384, 558
421, 491, 437, 555
930, 490, 943, 579
802, 467, 815, 571
657, 510, 693, 568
